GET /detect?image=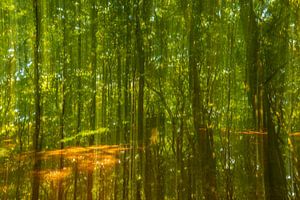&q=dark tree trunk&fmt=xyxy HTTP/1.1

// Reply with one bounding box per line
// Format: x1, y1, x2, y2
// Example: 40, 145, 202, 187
239, 1, 264, 198
240, 1, 289, 199
87, 1, 97, 199
263, 2, 289, 197
187, 1, 217, 199
122, 1, 131, 199
74, 2, 82, 199
135, 1, 145, 199
58, 1, 68, 199
32, 0, 42, 199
